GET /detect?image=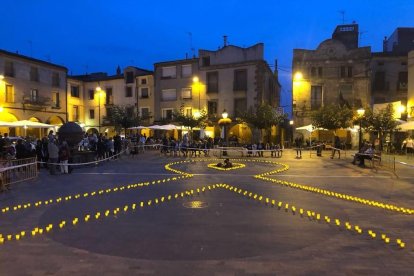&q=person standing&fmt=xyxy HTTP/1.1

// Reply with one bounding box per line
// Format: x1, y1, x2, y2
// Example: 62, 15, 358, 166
294, 136, 303, 159
331, 135, 341, 159
59, 140, 70, 174
15, 139, 27, 159
47, 138, 59, 175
